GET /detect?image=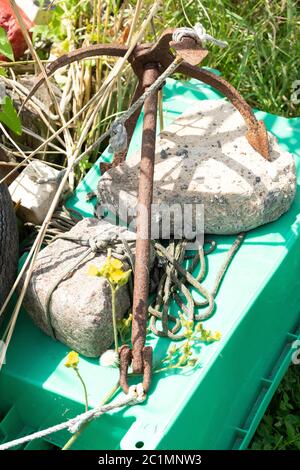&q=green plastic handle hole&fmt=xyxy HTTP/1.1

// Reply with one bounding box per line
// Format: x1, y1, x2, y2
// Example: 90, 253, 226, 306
135, 441, 144, 449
